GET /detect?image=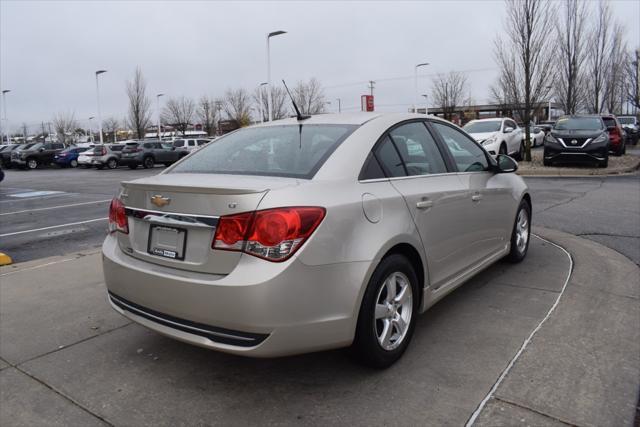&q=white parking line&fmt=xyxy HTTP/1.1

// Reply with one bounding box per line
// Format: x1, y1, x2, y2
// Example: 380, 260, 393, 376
465, 234, 573, 426
0, 199, 112, 216
0, 218, 108, 237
